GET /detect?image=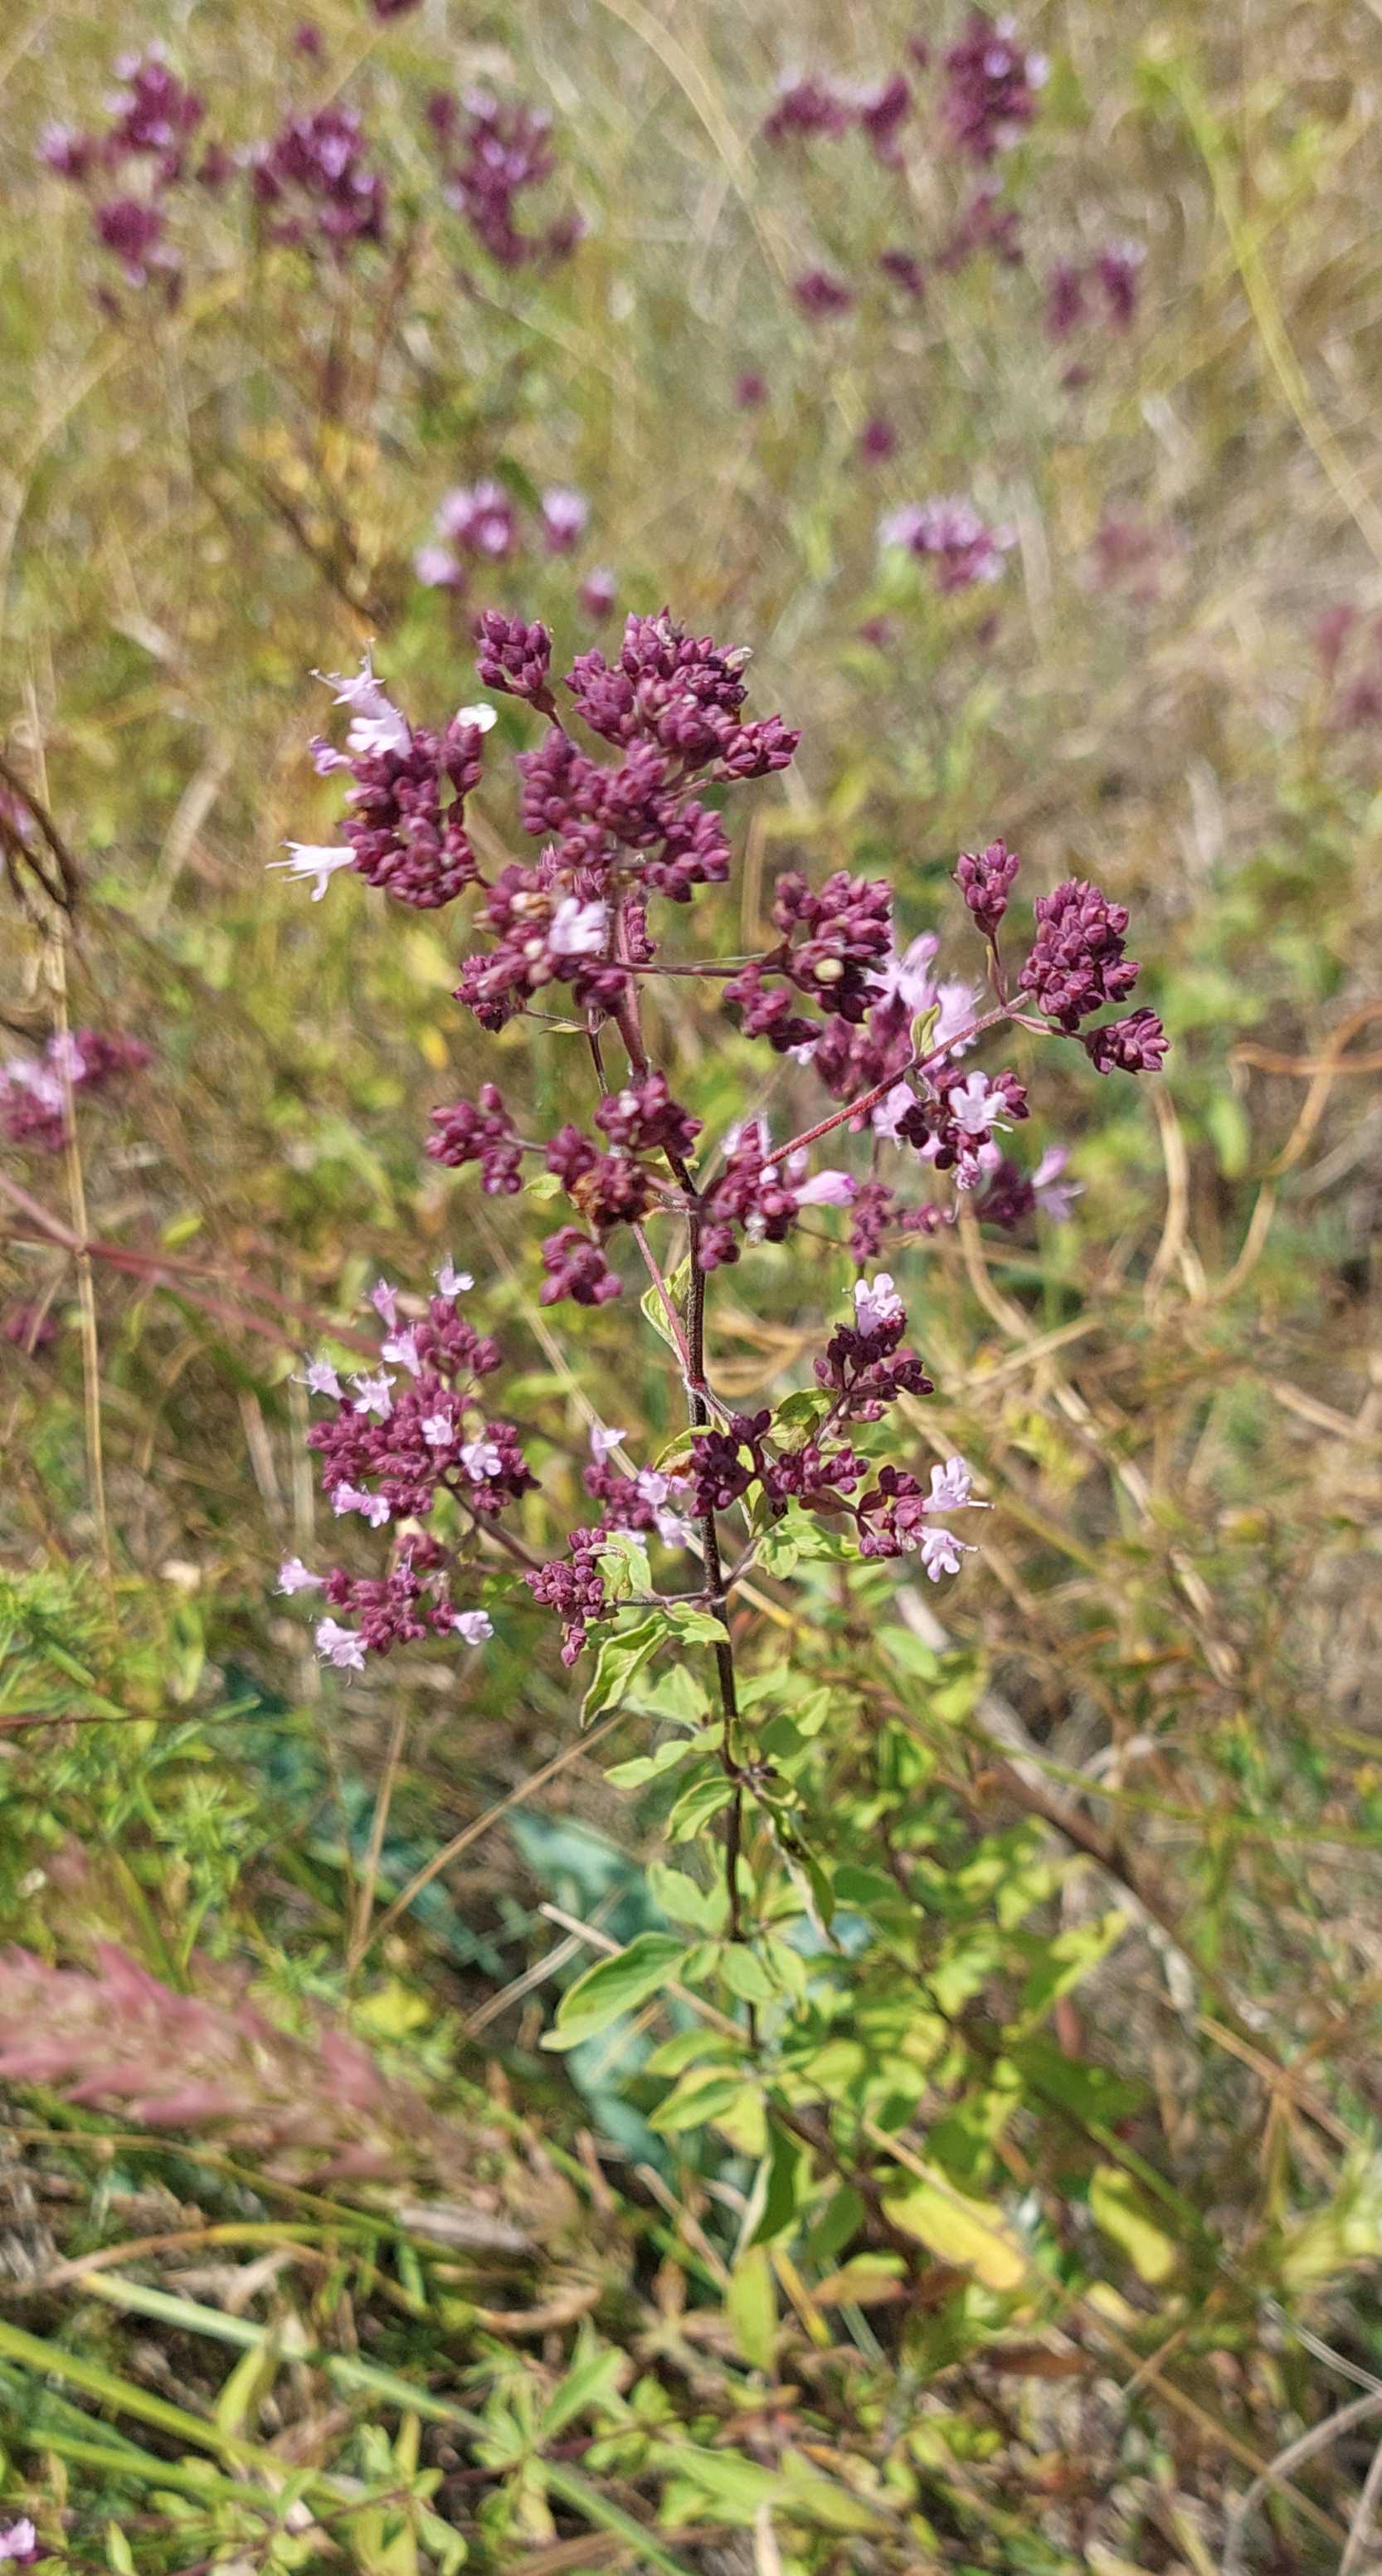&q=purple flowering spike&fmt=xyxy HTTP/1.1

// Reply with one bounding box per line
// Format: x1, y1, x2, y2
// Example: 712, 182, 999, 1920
954, 838, 1019, 937
475, 609, 553, 702
941, 11, 1047, 163
791, 268, 854, 319
1019, 878, 1140, 1029
539, 1227, 623, 1307
1083, 1007, 1168, 1074
762, 79, 852, 145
